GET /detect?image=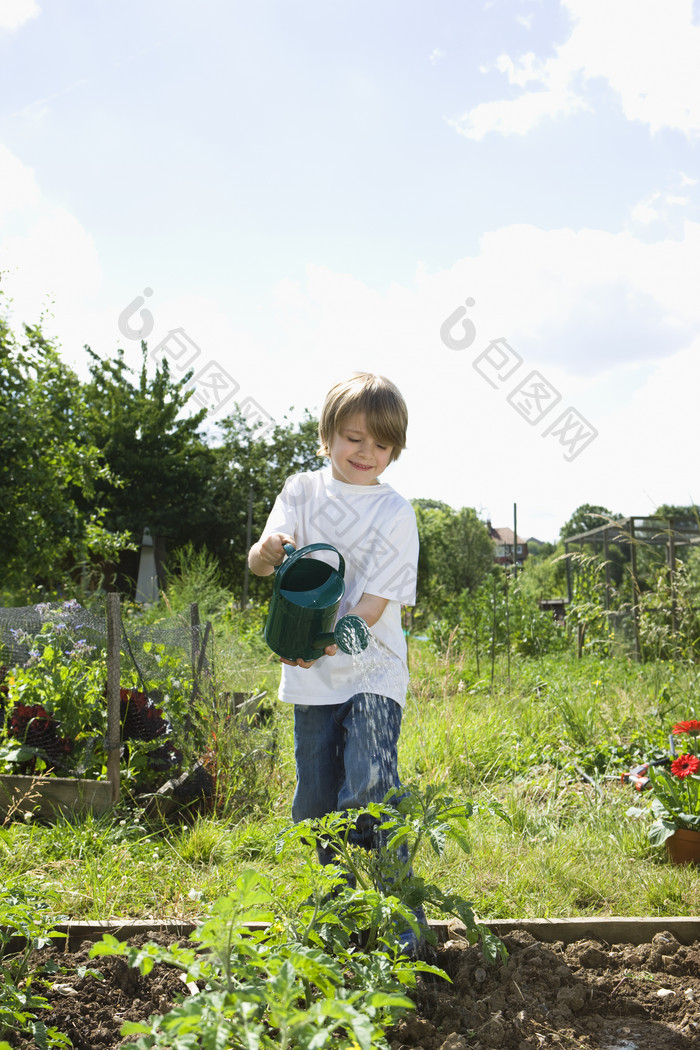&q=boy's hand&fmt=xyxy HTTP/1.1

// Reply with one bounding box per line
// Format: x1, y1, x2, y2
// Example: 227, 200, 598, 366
280, 643, 338, 669
248, 533, 295, 575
